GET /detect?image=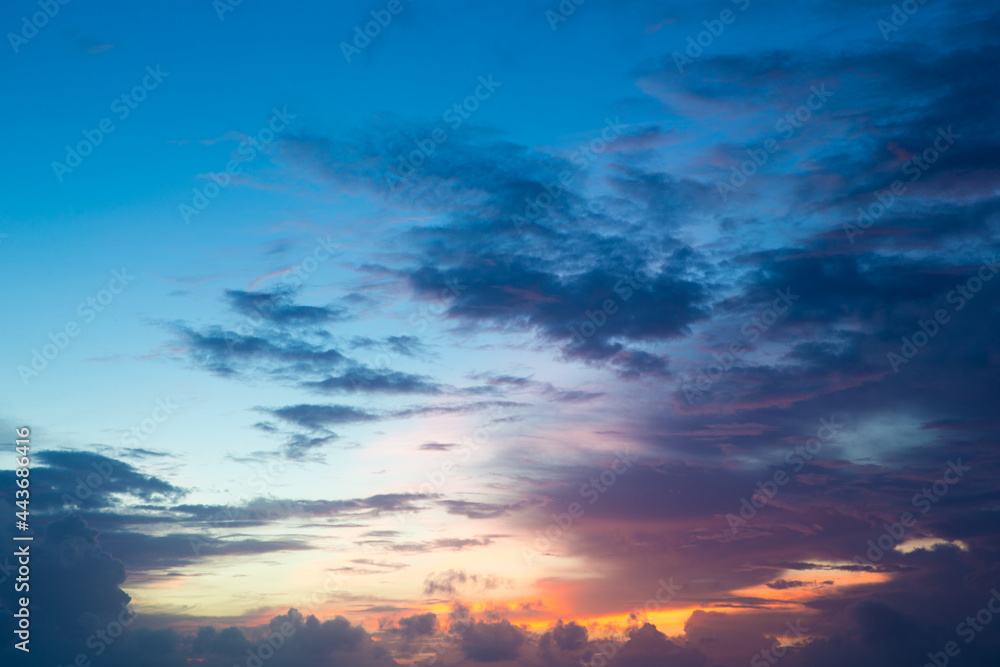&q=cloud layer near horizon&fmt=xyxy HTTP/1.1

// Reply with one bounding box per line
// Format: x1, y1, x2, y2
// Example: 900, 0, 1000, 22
2, 0, 999, 665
